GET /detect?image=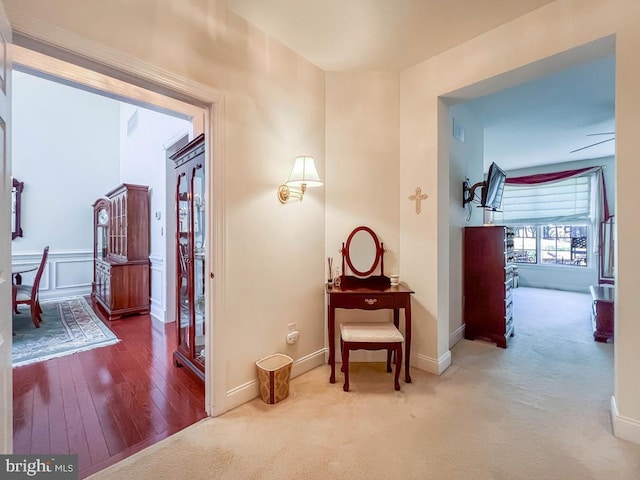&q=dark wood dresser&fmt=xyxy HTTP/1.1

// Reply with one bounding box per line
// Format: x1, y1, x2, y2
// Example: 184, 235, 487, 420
590, 284, 614, 342
463, 225, 516, 348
